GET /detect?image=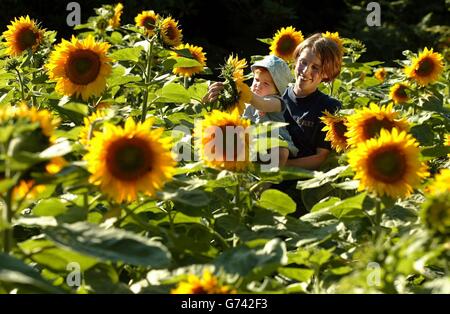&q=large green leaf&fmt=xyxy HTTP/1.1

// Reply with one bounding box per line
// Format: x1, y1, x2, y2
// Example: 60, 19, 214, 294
44, 222, 171, 267
155, 83, 191, 103
0, 253, 63, 293
32, 198, 68, 217
214, 239, 287, 280
256, 189, 296, 215
18, 238, 98, 271
110, 47, 143, 63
